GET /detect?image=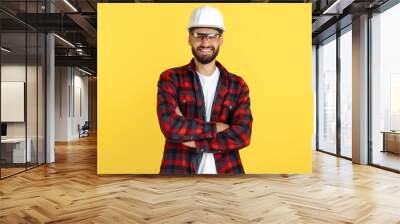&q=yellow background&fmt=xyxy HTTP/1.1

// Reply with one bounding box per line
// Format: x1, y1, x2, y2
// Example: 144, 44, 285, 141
98, 3, 313, 174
